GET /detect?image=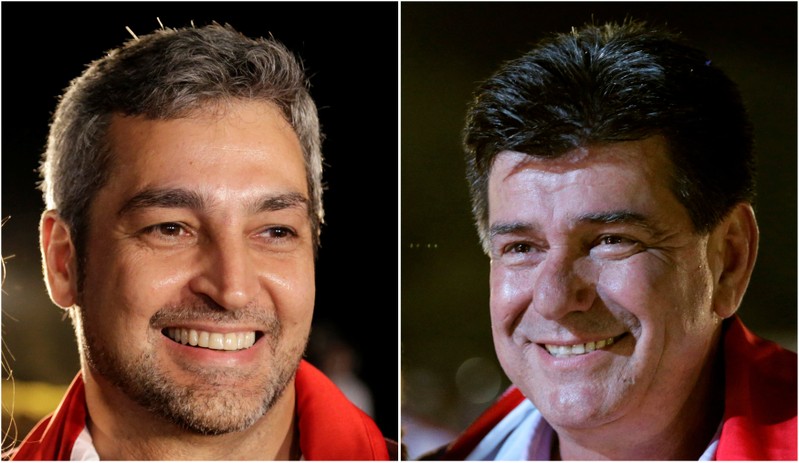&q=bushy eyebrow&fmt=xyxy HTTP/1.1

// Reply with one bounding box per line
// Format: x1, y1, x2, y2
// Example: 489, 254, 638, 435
577, 210, 650, 226
118, 188, 204, 216
489, 222, 534, 240
117, 188, 308, 216
489, 210, 667, 241
576, 210, 667, 238
253, 192, 308, 213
